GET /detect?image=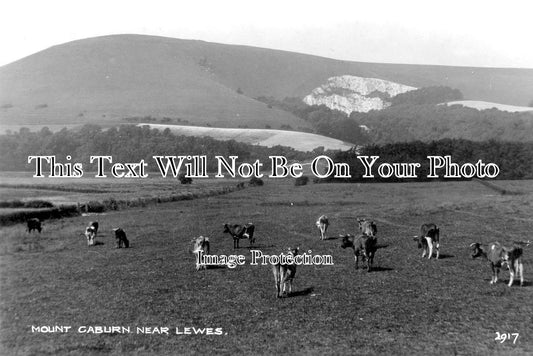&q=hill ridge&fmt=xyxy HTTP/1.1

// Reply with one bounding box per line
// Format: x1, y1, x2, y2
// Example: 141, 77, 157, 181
1, 34, 532, 131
